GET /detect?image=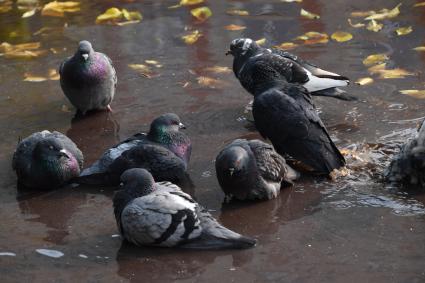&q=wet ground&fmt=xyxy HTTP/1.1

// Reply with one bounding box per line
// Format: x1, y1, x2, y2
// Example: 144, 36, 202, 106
1, 0, 425, 282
